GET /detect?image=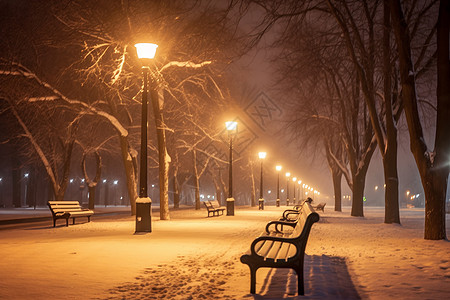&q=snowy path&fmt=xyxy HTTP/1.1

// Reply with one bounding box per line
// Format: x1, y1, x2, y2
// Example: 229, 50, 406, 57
0, 206, 448, 299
